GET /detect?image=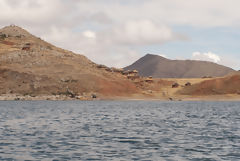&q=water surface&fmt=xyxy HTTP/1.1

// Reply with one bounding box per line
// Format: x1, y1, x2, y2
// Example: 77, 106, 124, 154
0, 101, 239, 160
